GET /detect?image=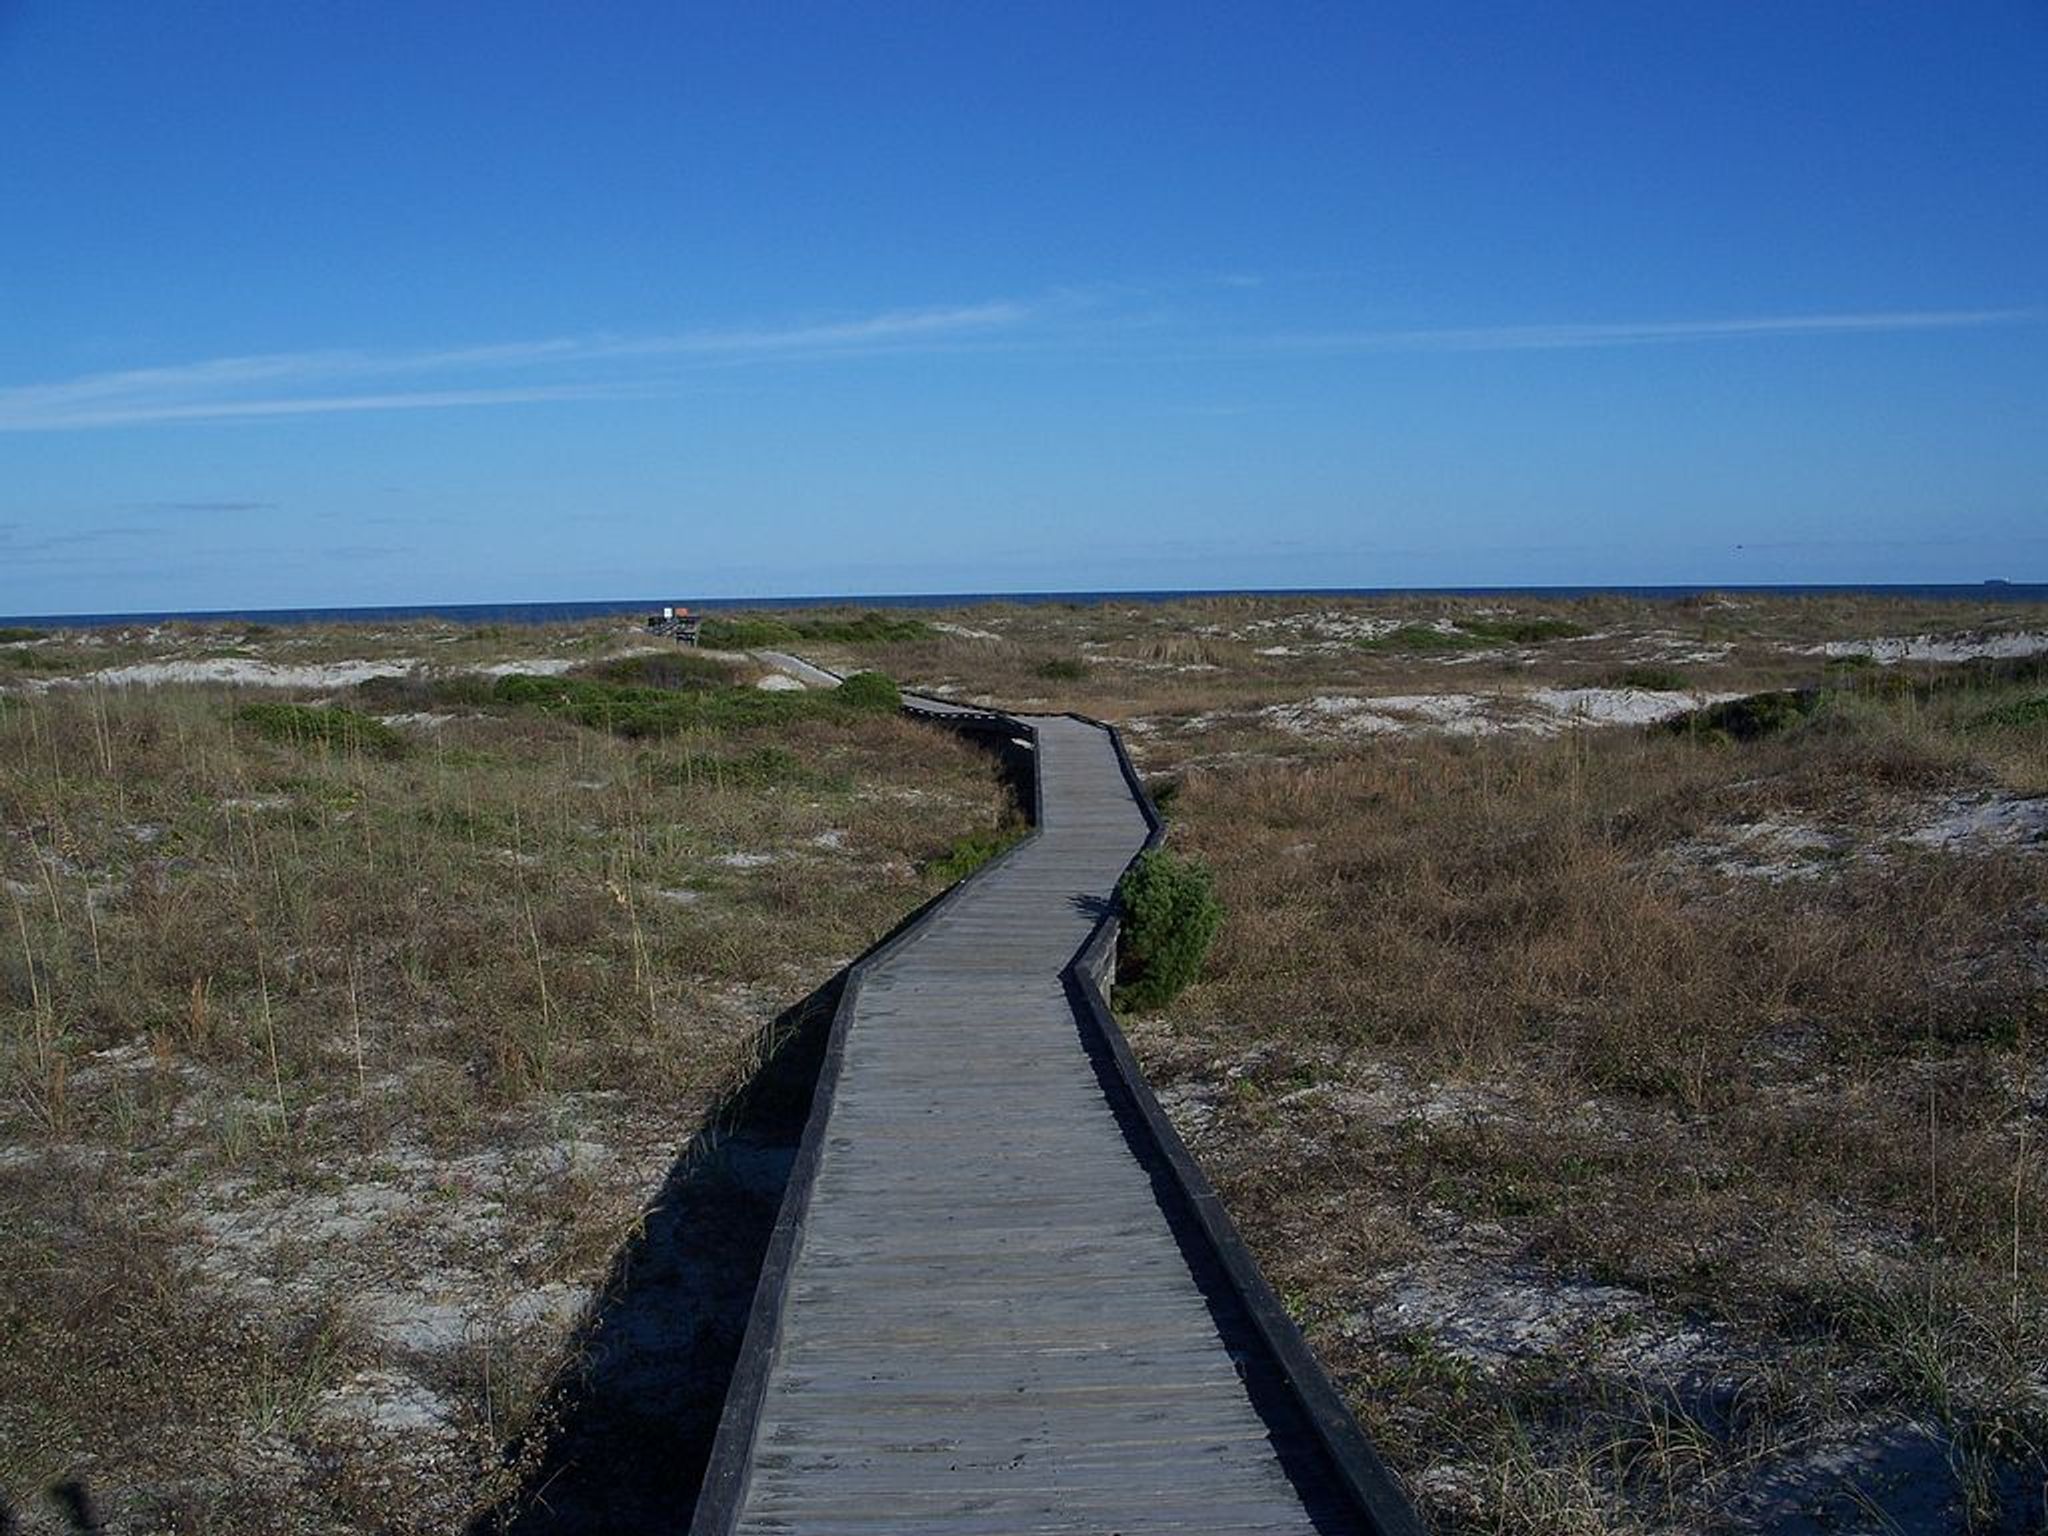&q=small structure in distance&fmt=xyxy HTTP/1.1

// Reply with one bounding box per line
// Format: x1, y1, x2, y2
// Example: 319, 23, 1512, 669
646, 603, 703, 646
